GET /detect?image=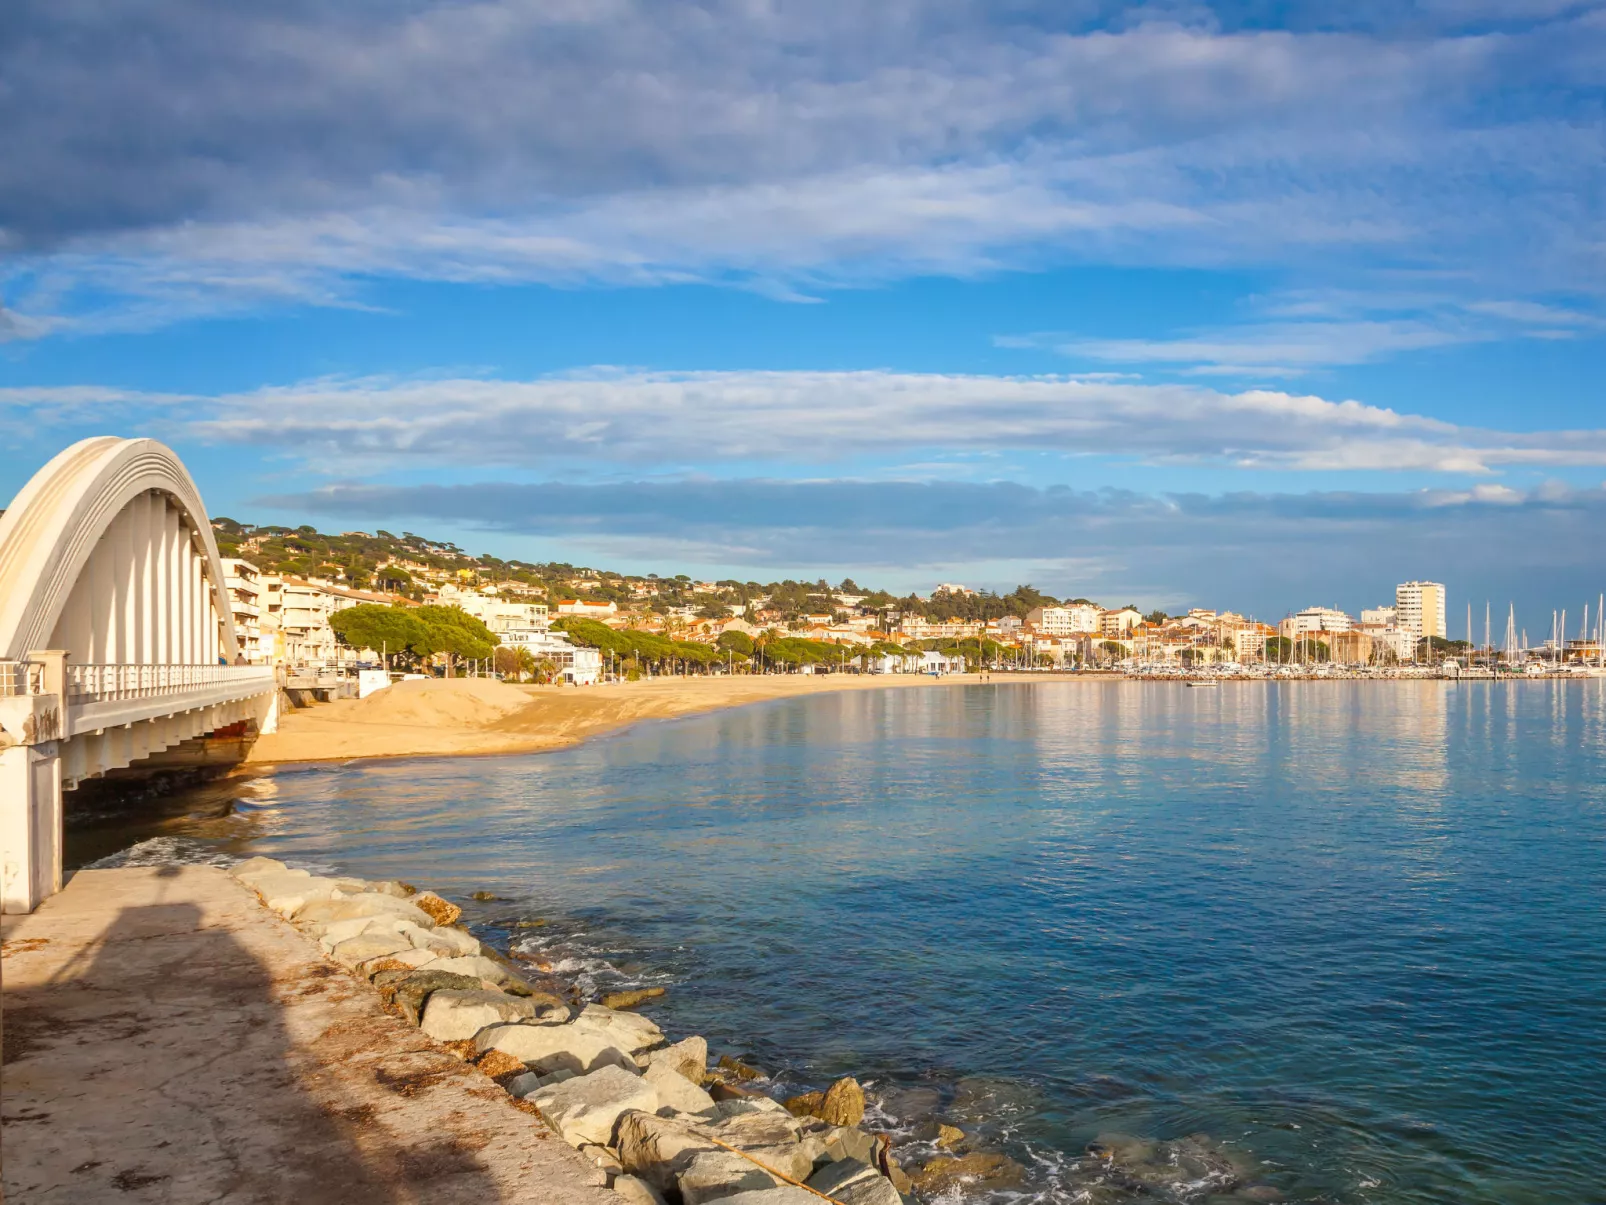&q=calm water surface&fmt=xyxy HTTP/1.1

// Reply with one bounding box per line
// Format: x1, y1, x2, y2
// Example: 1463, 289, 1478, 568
78, 681, 1606, 1204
